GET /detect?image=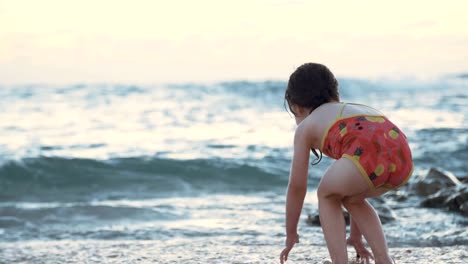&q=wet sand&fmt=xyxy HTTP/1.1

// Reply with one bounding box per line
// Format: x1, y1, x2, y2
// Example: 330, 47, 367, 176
1, 240, 466, 264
